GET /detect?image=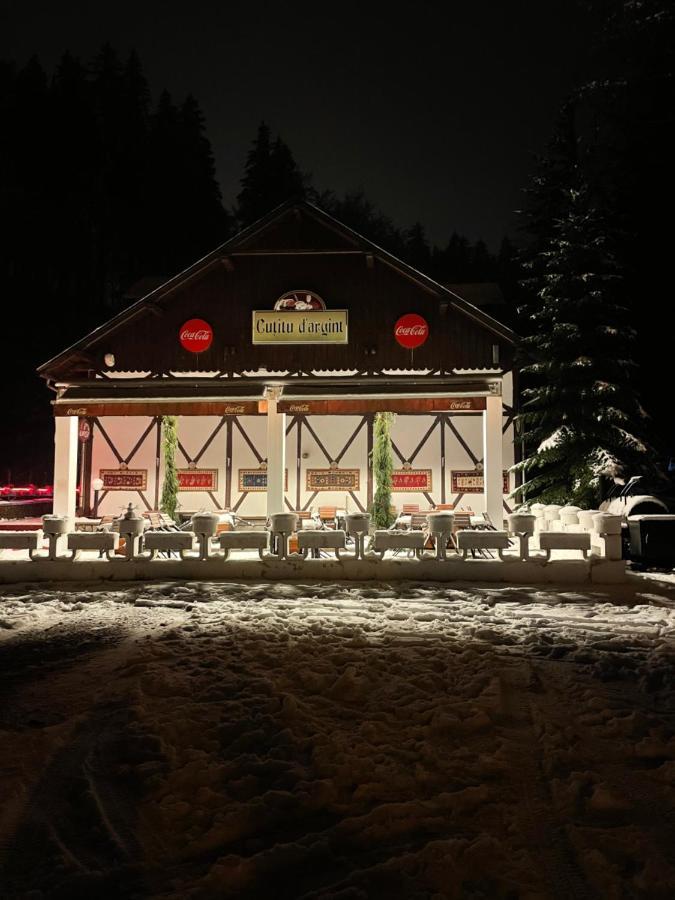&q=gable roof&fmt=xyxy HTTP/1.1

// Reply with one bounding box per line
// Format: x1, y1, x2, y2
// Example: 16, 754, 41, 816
38, 199, 516, 377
